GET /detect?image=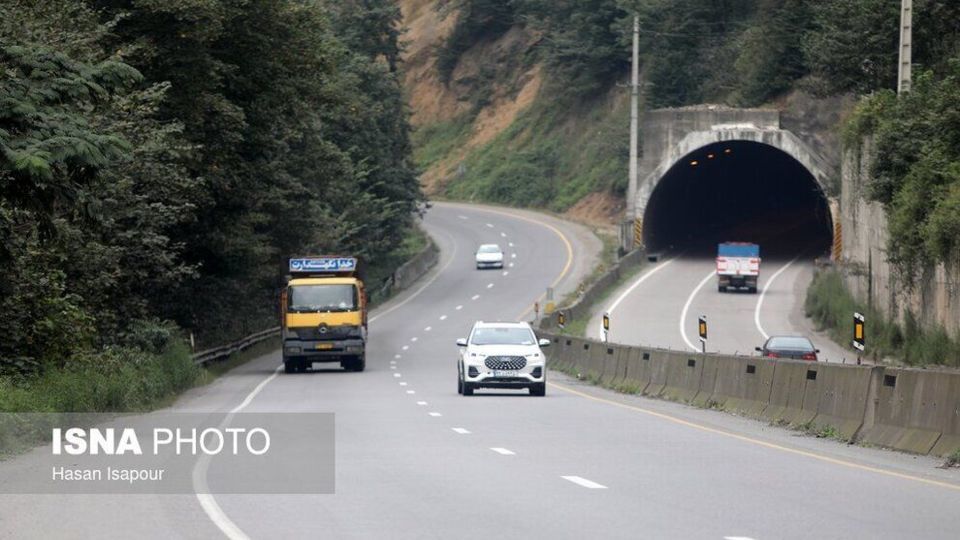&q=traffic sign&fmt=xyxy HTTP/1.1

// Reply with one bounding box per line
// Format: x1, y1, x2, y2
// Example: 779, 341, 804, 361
853, 312, 865, 351
558, 311, 566, 329
602, 312, 610, 343
698, 315, 707, 341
